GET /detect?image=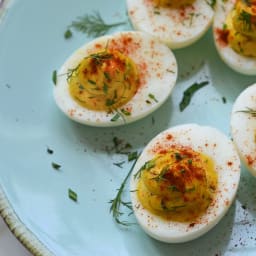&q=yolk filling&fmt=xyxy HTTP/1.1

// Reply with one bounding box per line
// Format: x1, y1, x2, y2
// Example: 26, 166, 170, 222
137, 147, 217, 222
68, 50, 139, 111
225, 0, 256, 57
153, 0, 195, 8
